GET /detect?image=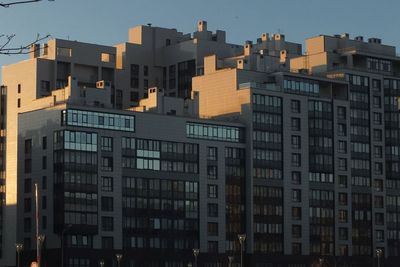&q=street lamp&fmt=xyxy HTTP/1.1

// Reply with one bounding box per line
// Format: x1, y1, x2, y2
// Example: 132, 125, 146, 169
61, 224, 72, 267
193, 248, 199, 267
116, 254, 123, 267
37, 234, 45, 267
238, 234, 246, 267
99, 259, 105, 267
376, 249, 383, 267
15, 243, 23, 267
228, 256, 234, 267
